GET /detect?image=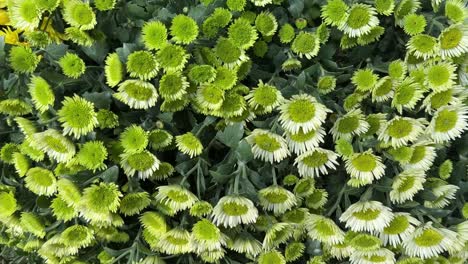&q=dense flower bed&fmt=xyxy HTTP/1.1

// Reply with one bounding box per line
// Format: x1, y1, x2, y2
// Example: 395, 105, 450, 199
0, 0, 467, 263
